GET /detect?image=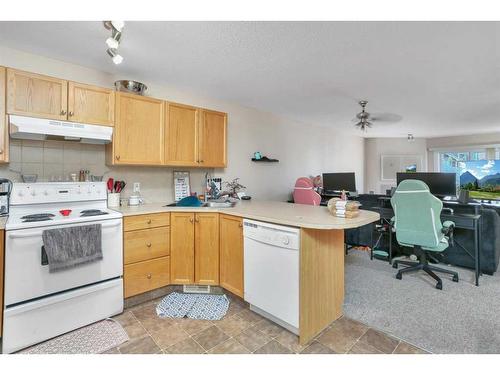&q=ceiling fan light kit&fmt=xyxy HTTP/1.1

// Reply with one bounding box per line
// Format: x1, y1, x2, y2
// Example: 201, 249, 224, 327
352, 100, 402, 133
104, 21, 124, 64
